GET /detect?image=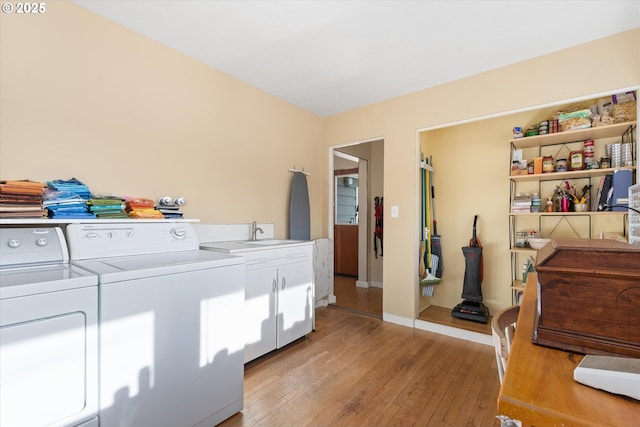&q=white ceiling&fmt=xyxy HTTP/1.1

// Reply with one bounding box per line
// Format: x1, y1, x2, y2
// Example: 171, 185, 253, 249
74, 1, 640, 117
